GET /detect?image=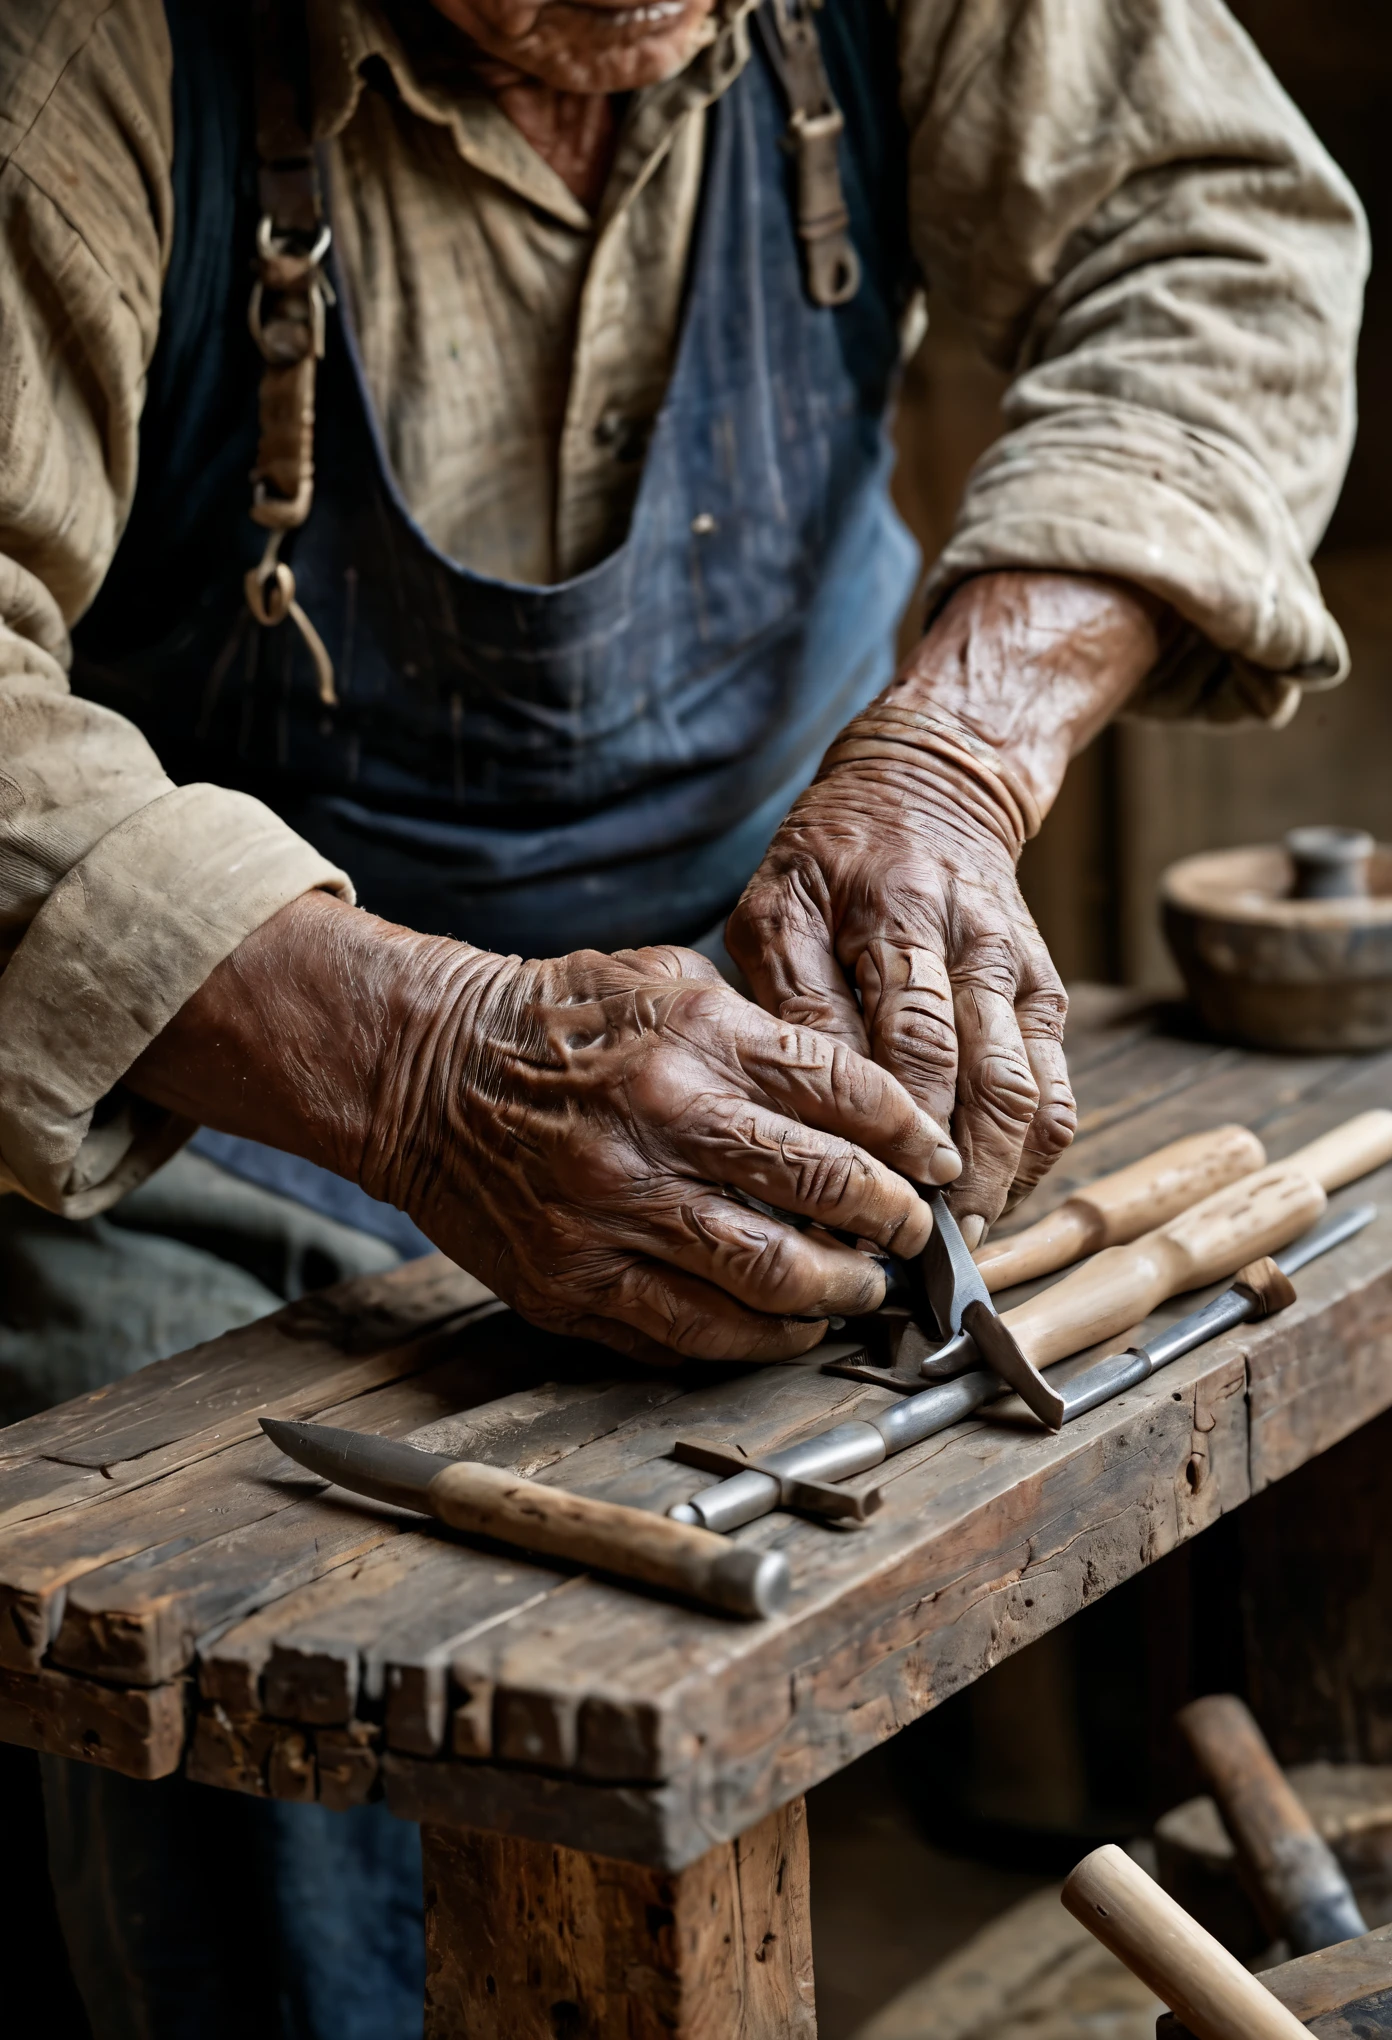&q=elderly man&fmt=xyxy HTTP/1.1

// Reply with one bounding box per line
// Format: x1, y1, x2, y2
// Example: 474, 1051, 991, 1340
0, 0, 1365, 2030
